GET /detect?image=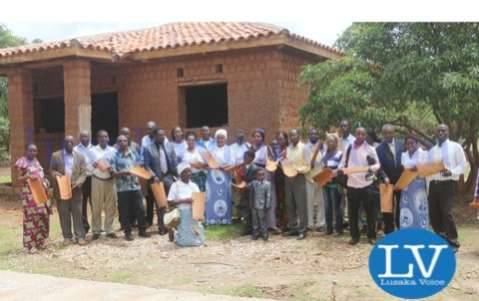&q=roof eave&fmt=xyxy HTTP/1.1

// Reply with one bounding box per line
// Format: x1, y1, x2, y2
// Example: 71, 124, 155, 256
0, 47, 114, 66
126, 34, 342, 62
